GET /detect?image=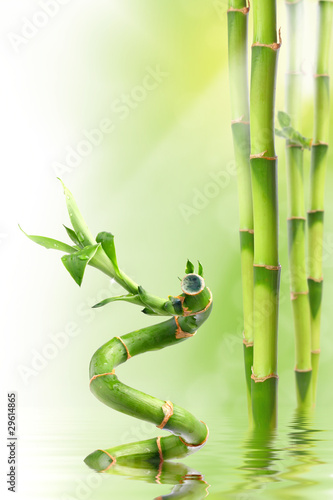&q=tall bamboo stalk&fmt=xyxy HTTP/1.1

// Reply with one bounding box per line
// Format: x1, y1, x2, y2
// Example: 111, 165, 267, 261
227, 0, 254, 423
285, 0, 312, 408
308, 0, 333, 406
250, 0, 281, 429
